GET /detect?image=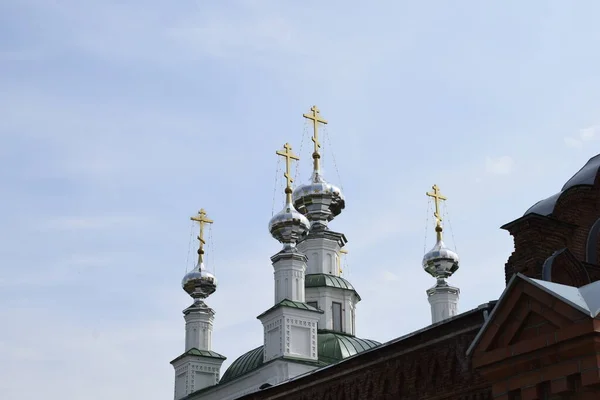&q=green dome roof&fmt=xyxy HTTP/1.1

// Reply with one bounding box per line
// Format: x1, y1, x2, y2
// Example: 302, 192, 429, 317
220, 346, 264, 384
305, 274, 361, 300
220, 332, 380, 384
316, 331, 380, 364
